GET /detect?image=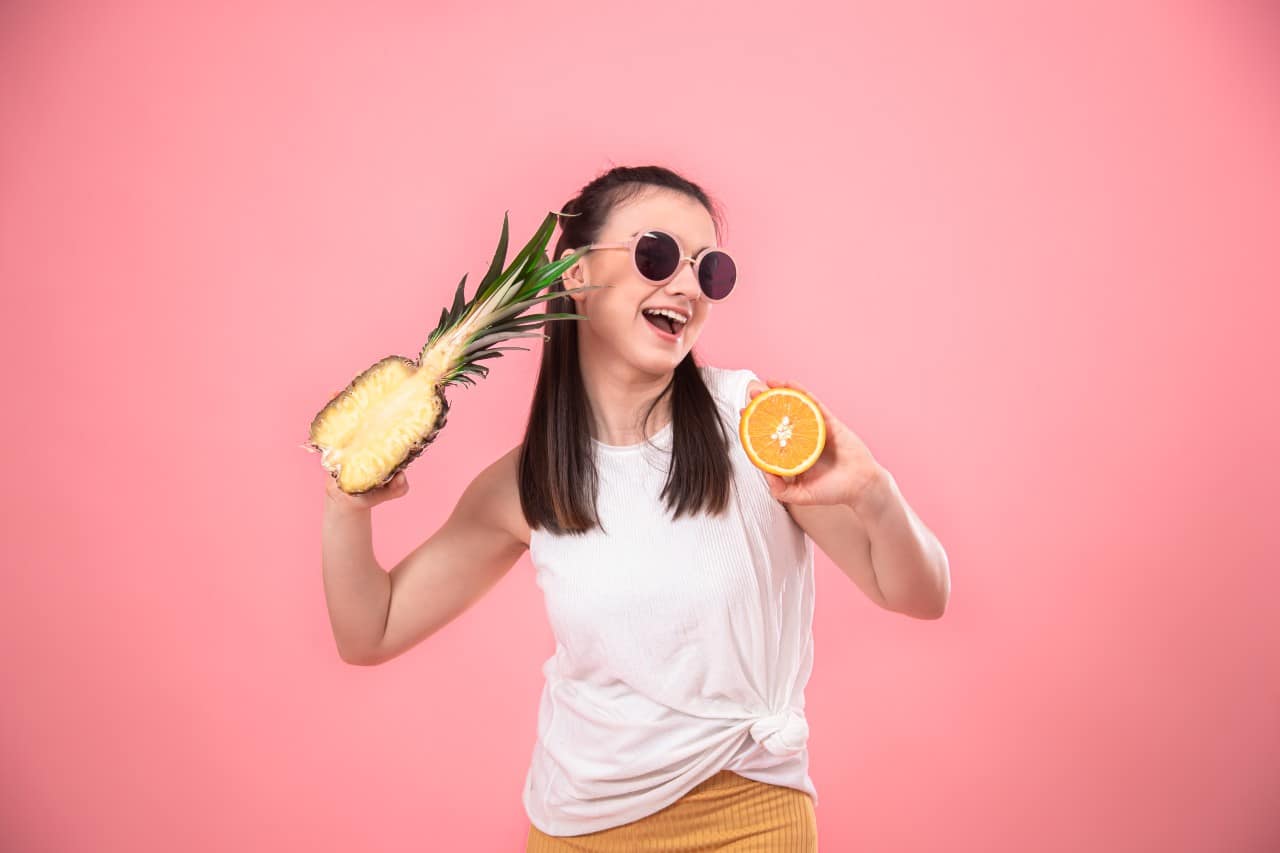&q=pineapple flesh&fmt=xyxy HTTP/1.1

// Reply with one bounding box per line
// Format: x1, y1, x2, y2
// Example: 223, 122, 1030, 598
305, 211, 592, 495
